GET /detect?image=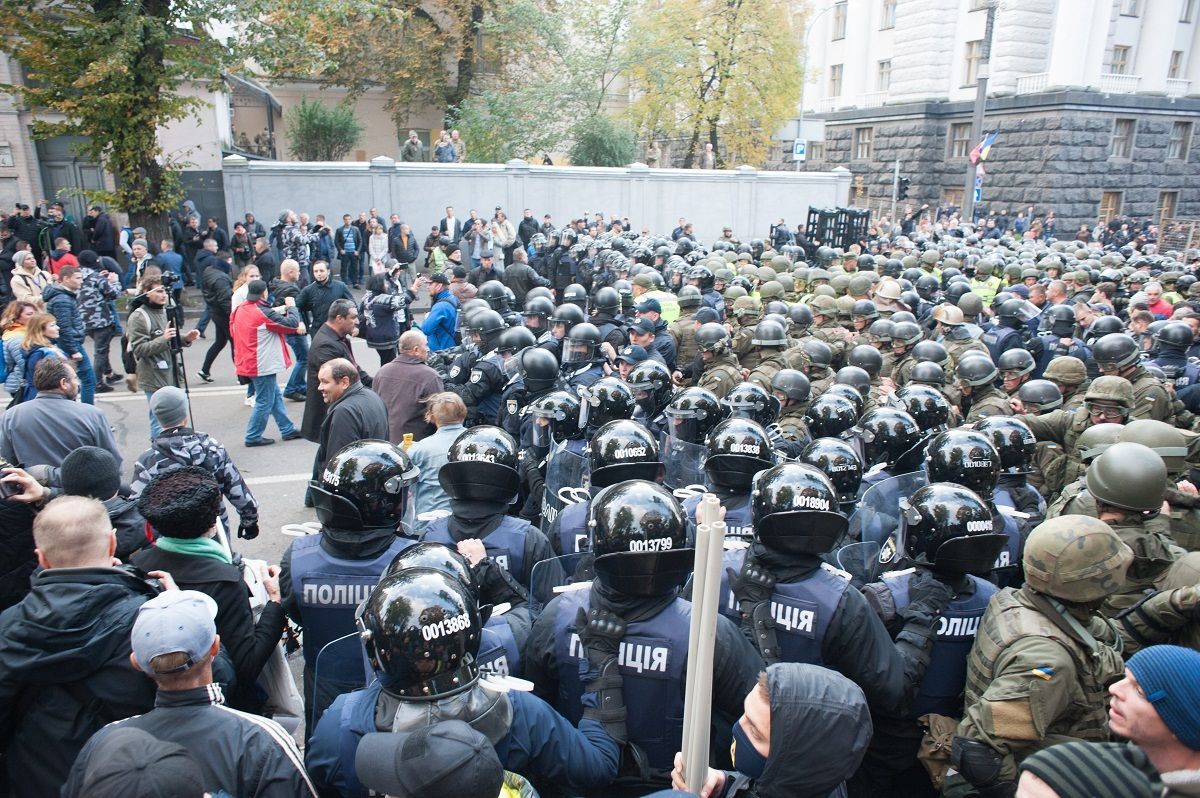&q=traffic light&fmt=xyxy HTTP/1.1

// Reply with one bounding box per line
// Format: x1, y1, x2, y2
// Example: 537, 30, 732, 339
897, 176, 911, 201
